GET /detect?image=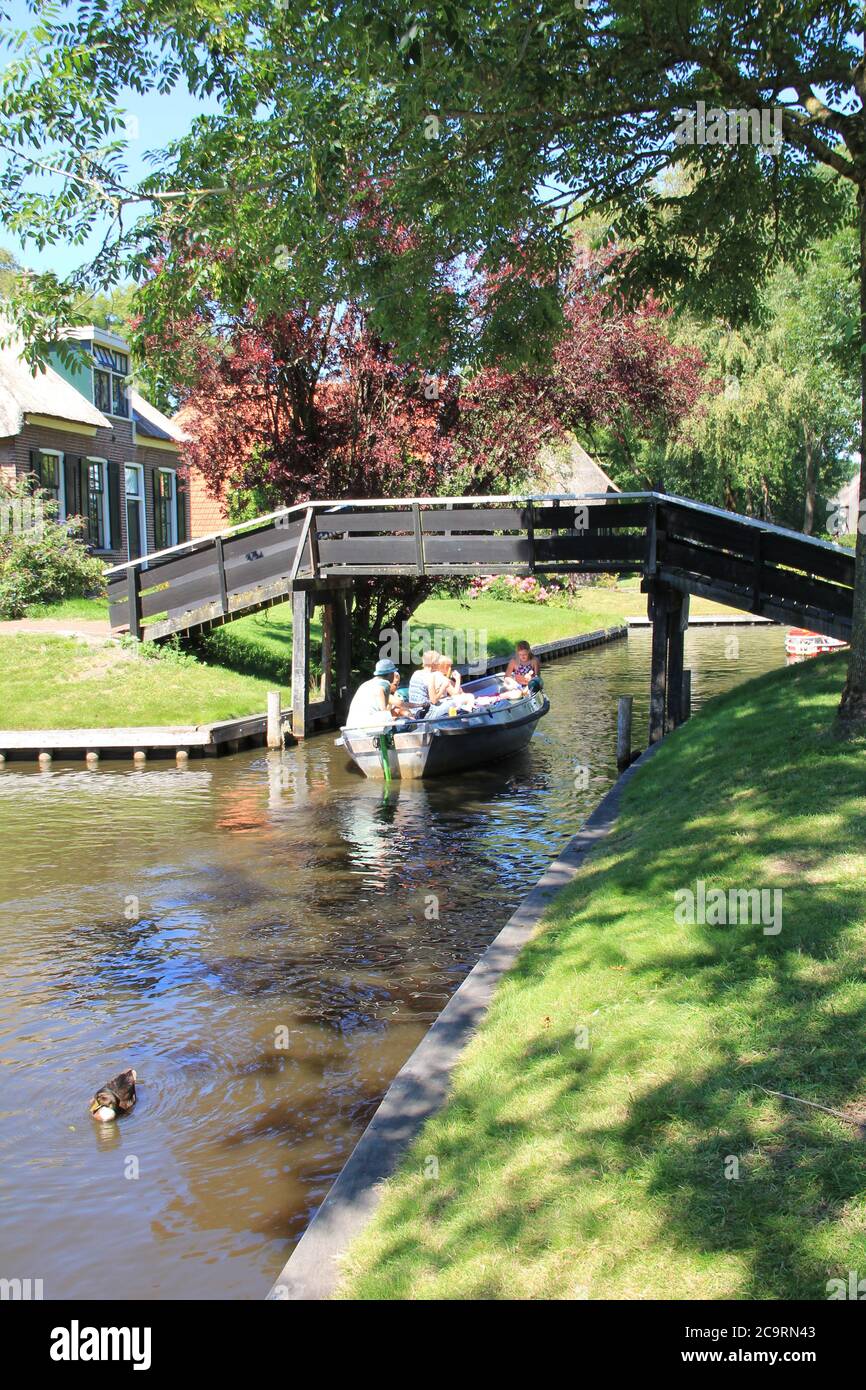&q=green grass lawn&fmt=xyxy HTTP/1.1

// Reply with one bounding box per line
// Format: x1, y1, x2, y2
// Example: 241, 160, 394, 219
0, 634, 289, 729
338, 652, 866, 1300
21, 596, 110, 622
